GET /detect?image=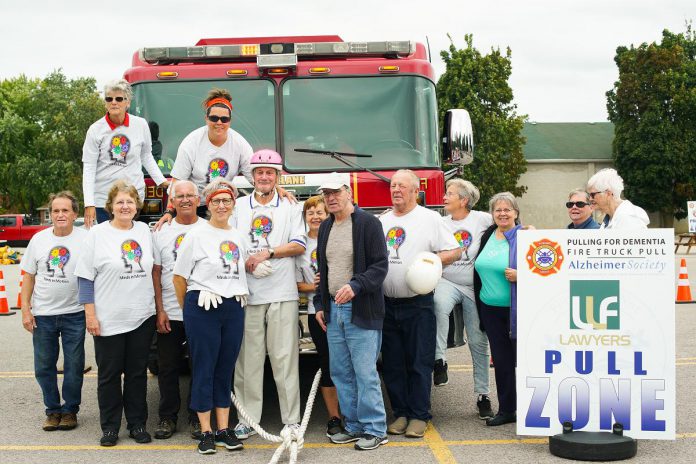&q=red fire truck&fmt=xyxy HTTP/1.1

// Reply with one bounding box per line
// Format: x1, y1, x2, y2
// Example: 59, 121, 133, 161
123, 35, 472, 221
